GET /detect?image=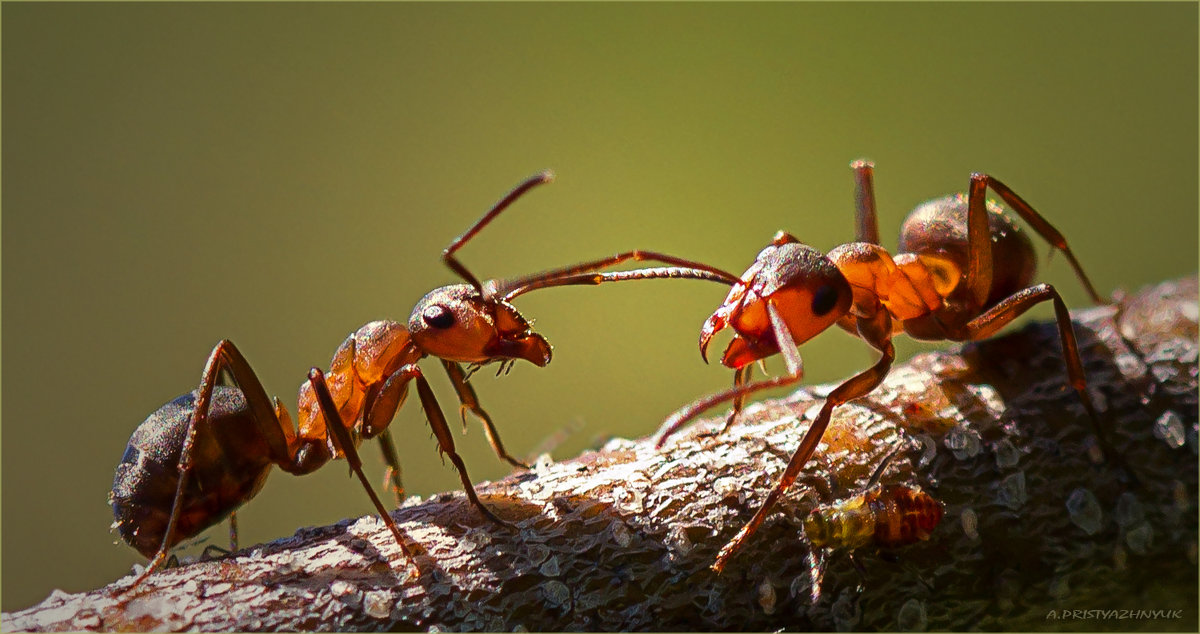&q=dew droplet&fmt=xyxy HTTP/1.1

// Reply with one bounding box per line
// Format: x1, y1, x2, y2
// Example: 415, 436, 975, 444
830, 589, 861, 631
1114, 493, 1145, 528
611, 521, 633, 548
1048, 575, 1070, 599
539, 555, 561, 577
757, 579, 777, 615
525, 543, 550, 566
1066, 488, 1103, 535
996, 471, 1027, 510
1114, 353, 1144, 379
917, 434, 938, 469
1172, 480, 1189, 513
542, 580, 570, 607
1154, 411, 1187, 449
1125, 522, 1154, 555
961, 507, 979, 540
666, 525, 693, 557
896, 598, 928, 631
363, 590, 391, 619
945, 424, 982, 460
1150, 364, 1178, 383
992, 439, 1020, 469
